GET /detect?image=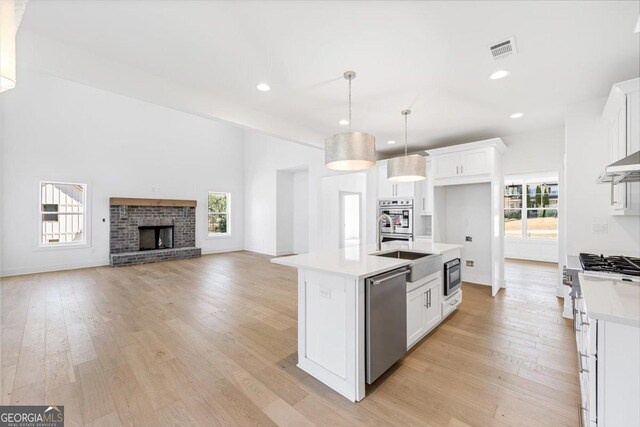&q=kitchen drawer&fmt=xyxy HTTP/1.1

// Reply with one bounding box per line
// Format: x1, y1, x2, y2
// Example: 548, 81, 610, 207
442, 291, 462, 317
